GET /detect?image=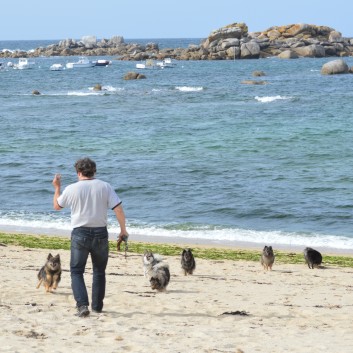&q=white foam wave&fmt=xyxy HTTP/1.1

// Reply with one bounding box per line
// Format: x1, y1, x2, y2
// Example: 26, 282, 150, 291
255, 95, 292, 103
175, 86, 204, 92
1, 215, 353, 251
67, 91, 103, 96
88, 86, 122, 92
1, 49, 14, 53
